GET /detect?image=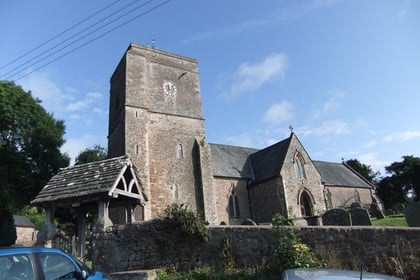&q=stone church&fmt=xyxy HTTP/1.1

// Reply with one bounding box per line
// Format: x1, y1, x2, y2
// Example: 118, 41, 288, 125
106, 43, 375, 225
33, 43, 375, 232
